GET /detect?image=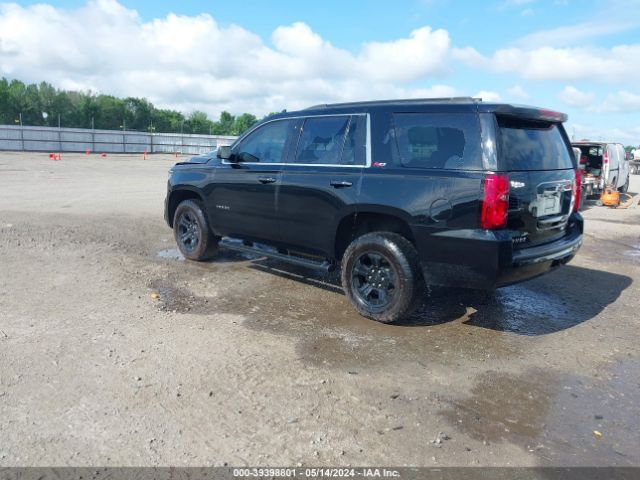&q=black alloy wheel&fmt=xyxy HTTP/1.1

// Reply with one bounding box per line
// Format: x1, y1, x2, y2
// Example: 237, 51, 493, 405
341, 231, 424, 323
172, 199, 219, 261
177, 210, 200, 253
351, 251, 398, 310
